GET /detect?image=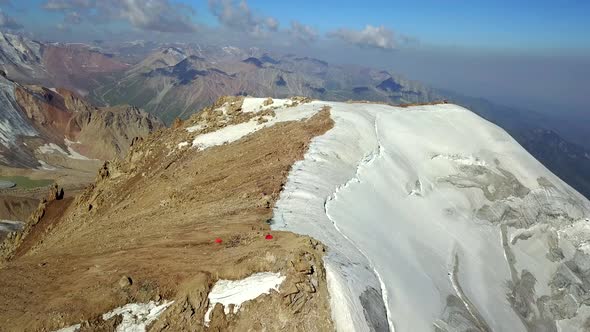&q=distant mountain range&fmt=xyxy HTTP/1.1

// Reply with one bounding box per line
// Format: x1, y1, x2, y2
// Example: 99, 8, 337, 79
1, 32, 589, 198
0, 32, 128, 95
90, 46, 439, 124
